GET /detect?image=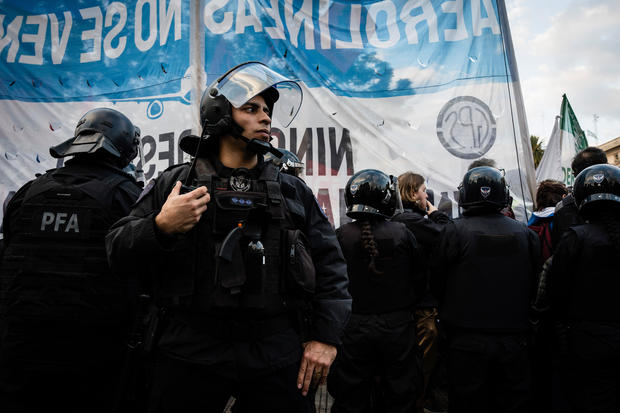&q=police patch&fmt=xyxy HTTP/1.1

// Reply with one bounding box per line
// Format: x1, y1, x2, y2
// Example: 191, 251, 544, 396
230, 168, 251, 192
593, 173, 605, 184
480, 186, 491, 198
